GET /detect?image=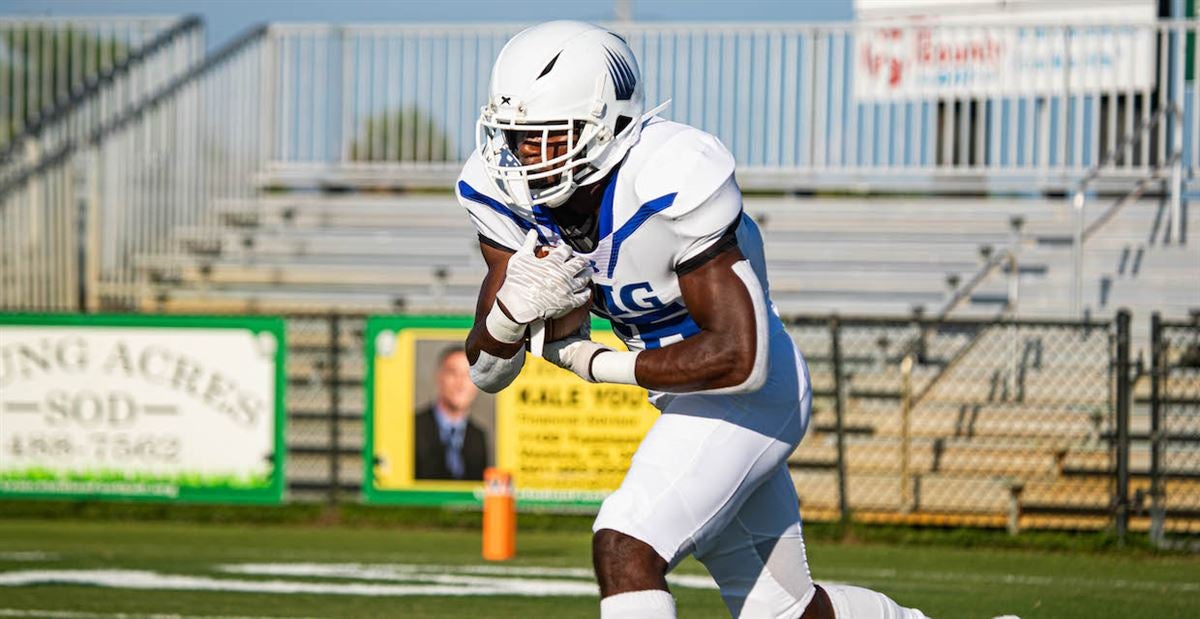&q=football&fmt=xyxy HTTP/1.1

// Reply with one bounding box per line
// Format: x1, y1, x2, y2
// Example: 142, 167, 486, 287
543, 301, 592, 342
531, 244, 592, 343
